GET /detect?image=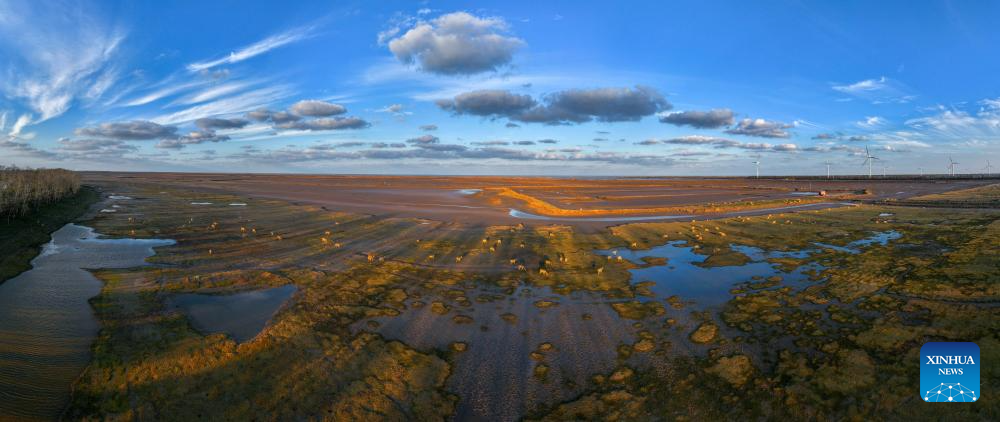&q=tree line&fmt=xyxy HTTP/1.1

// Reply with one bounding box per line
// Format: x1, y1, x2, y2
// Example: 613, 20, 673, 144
0, 166, 81, 218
